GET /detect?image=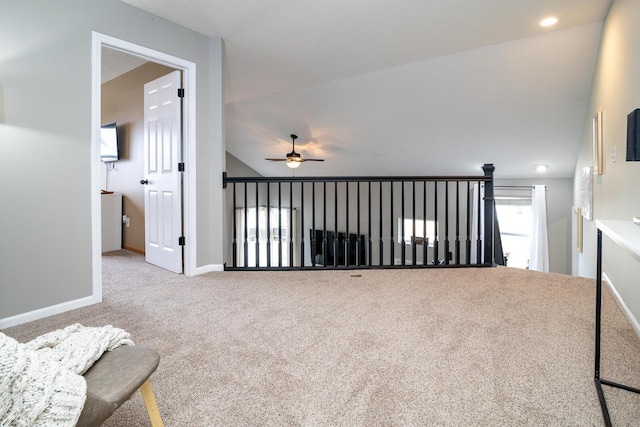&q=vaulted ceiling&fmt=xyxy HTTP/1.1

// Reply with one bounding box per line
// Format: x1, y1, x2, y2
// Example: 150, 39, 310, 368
121, 0, 612, 178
